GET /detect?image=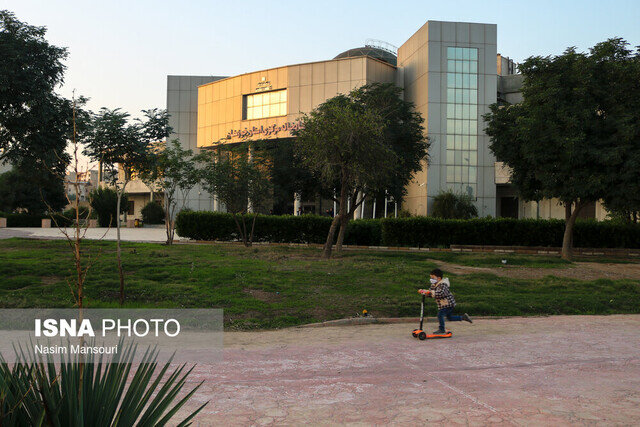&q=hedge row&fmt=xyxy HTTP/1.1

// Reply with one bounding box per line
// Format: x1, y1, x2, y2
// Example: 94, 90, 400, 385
0, 212, 74, 227
175, 211, 640, 249
175, 211, 381, 246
